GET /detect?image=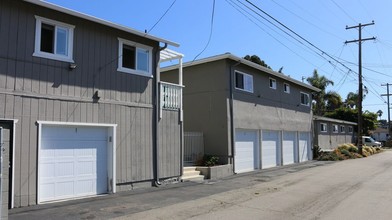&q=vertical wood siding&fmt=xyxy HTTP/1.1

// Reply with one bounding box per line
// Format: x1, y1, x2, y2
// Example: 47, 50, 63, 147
158, 110, 181, 178
0, 0, 182, 208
